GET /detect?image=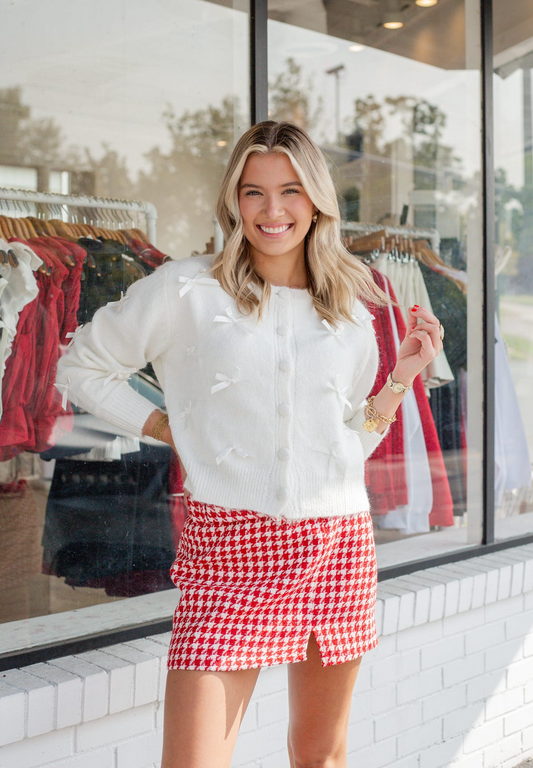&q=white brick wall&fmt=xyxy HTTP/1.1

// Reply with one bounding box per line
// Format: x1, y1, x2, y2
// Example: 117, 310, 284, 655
1, 544, 533, 768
